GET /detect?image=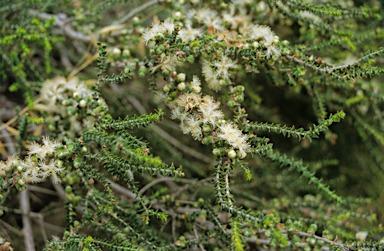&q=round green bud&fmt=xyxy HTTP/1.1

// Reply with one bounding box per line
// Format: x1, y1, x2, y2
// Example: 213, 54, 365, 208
202, 125, 211, 132
73, 220, 80, 227
308, 238, 316, 246
282, 48, 290, 55
191, 40, 200, 47
81, 146, 87, 154
155, 32, 164, 40
228, 149, 236, 159
272, 54, 280, 61
227, 100, 236, 107
65, 186, 72, 193
62, 99, 73, 106
264, 230, 271, 238
97, 105, 105, 112
67, 194, 74, 201
236, 95, 244, 102
234, 85, 245, 93
163, 84, 171, 92
202, 136, 213, 145
212, 148, 221, 156
219, 79, 226, 86
282, 40, 289, 46
18, 185, 26, 192
169, 91, 177, 100
64, 230, 70, 238
187, 55, 194, 63
0, 209, 3, 217
67, 107, 77, 116
162, 69, 170, 77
